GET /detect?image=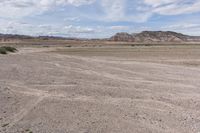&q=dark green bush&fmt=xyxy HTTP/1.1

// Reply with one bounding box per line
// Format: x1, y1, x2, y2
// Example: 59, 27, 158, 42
3, 46, 17, 52
0, 46, 17, 54
0, 47, 7, 54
